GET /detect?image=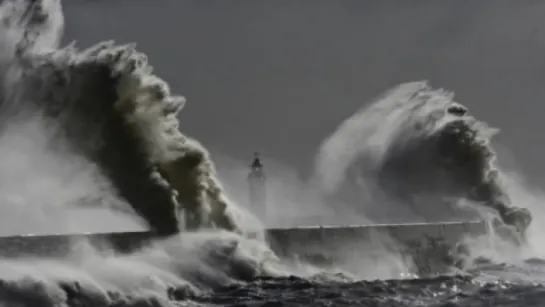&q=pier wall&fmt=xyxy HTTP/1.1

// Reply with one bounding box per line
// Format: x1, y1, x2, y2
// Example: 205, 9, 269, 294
0, 221, 488, 275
